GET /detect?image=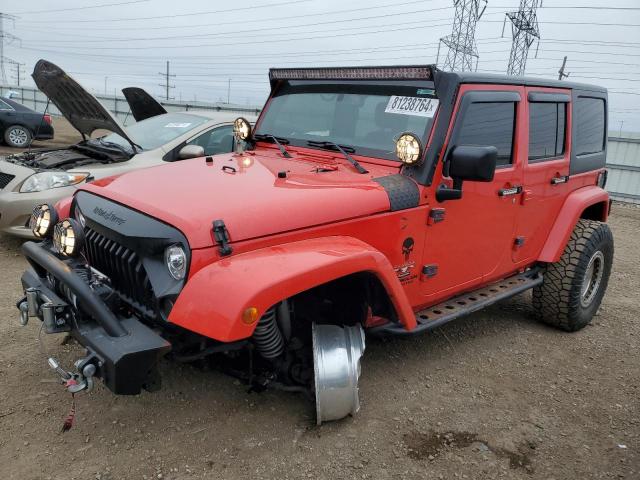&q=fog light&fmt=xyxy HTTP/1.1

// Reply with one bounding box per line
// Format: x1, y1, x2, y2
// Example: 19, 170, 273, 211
395, 132, 423, 165
242, 307, 259, 325
53, 218, 85, 257
29, 203, 58, 238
